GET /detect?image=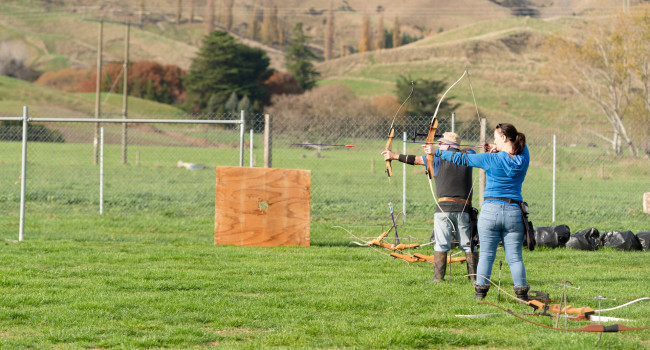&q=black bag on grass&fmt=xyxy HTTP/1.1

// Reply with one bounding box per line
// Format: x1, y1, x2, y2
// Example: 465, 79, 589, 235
566, 228, 600, 251
637, 231, 650, 251
600, 230, 642, 251
534, 225, 571, 248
